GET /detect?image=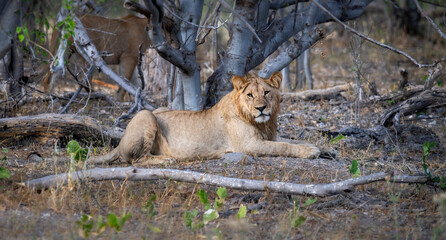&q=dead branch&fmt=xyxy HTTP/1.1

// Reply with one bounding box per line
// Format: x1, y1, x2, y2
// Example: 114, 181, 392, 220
21, 167, 429, 196
0, 114, 123, 145
282, 84, 352, 101
310, 0, 446, 68
378, 89, 446, 127
414, 0, 446, 40
424, 63, 443, 91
